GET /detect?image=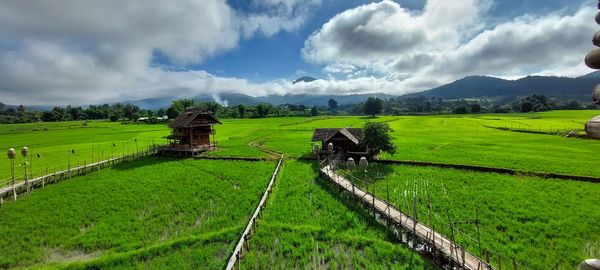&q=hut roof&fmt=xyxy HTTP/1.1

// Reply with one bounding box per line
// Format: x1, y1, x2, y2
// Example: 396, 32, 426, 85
311, 128, 363, 145
169, 108, 221, 128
